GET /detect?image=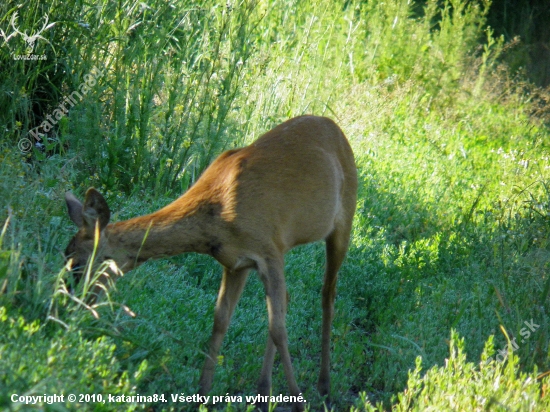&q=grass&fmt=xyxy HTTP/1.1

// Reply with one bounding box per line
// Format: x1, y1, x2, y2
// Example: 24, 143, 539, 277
1, 0, 550, 410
